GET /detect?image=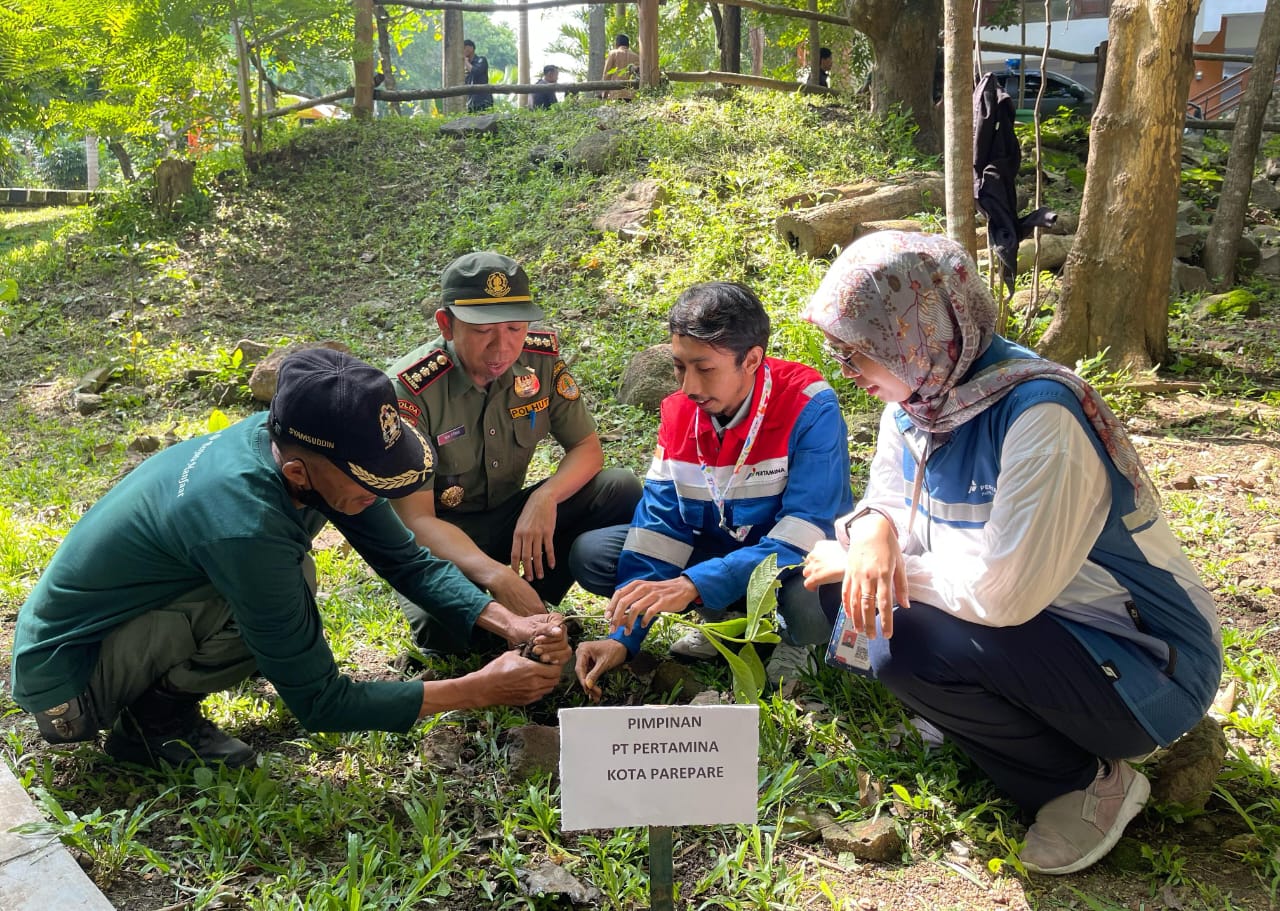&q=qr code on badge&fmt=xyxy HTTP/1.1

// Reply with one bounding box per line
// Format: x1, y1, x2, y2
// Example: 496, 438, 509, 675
825, 608, 872, 676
